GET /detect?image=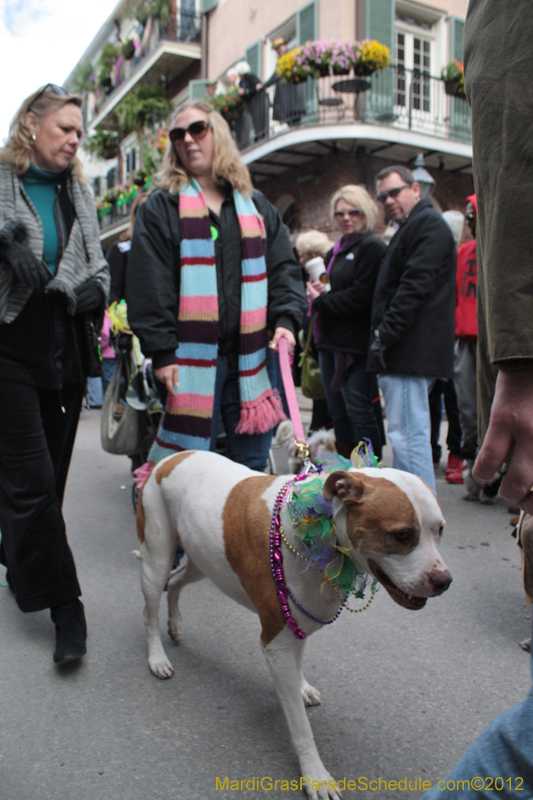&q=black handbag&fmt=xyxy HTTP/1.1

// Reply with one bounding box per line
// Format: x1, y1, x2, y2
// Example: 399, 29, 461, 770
298, 310, 326, 400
